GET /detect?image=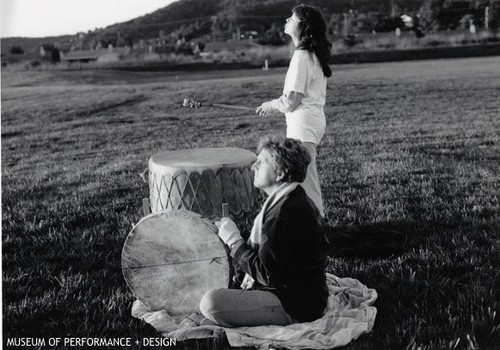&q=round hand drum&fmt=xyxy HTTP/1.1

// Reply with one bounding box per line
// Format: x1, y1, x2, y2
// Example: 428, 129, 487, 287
121, 210, 230, 315
148, 147, 259, 218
